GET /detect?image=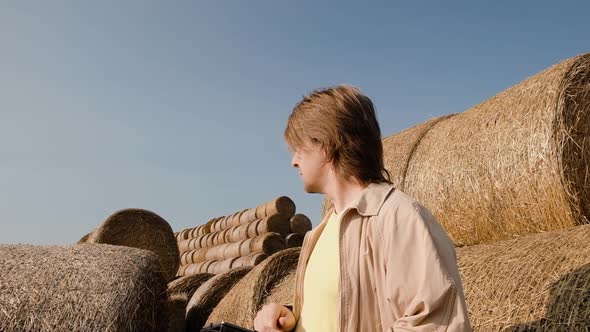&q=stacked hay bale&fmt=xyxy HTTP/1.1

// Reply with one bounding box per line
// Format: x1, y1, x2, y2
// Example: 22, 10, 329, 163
0, 244, 168, 332
322, 52, 590, 247
174, 196, 311, 276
